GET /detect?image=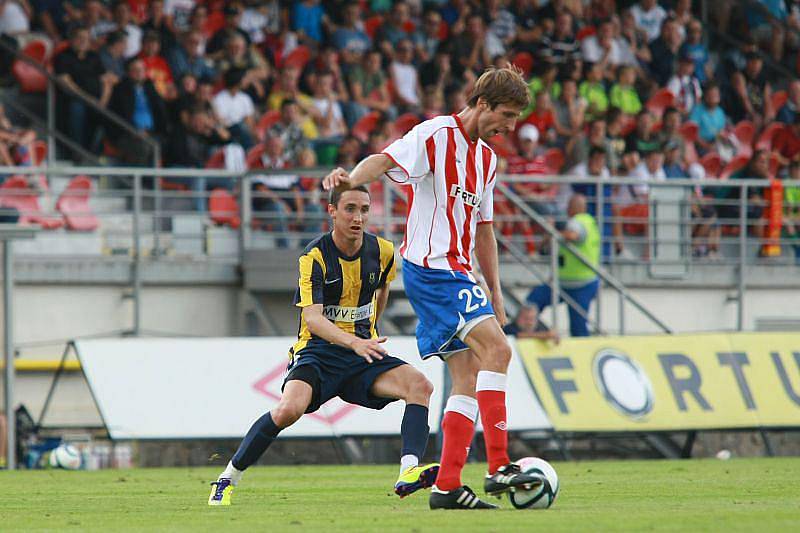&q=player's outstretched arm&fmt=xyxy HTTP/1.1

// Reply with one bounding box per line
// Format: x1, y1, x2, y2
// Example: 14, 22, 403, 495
322, 154, 396, 191
302, 304, 388, 363
474, 222, 507, 326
